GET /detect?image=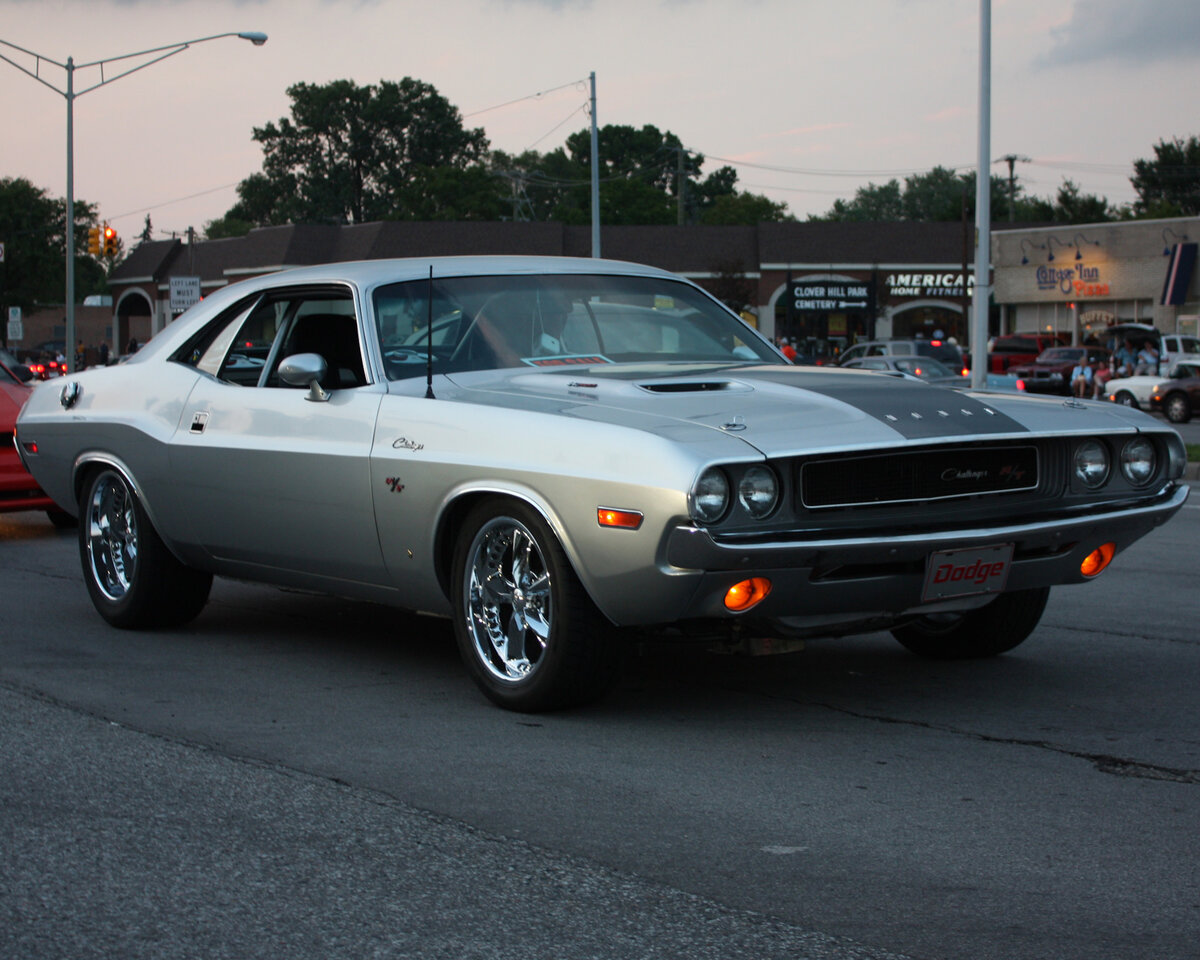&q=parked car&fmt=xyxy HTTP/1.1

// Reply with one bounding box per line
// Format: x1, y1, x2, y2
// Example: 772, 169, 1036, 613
837, 338, 966, 373
1, 358, 71, 525
1150, 367, 1200, 423
15, 257, 1189, 711
839, 355, 967, 385
1103, 361, 1200, 410
1159, 332, 1200, 372
842, 356, 1029, 393
987, 332, 1070, 373
24, 356, 67, 380
1007, 346, 1112, 395
1087, 322, 1199, 378
0, 347, 33, 384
